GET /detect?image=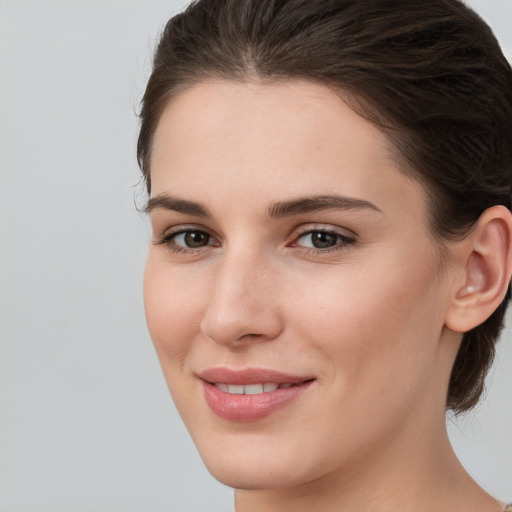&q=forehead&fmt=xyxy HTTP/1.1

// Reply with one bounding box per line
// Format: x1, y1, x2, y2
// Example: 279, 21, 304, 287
149, 79, 428, 224
151, 79, 395, 167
